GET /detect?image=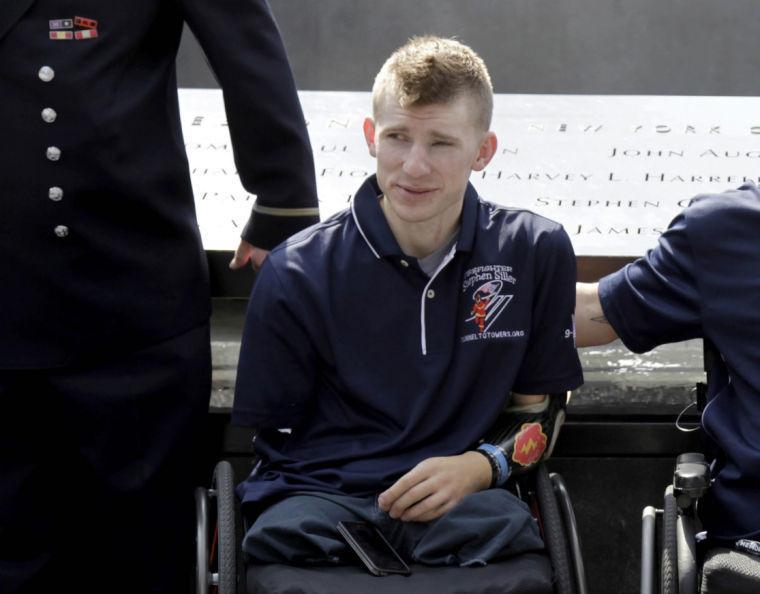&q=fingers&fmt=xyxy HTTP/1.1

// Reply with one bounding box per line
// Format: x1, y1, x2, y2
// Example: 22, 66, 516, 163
249, 246, 269, 270
378, 454, 487, 523
395, 486, 455, 522
385, 478, 437, 520
379, 463, 454, 522
229, 242, 269, 272
407, 497, 455, 523
377, 469, 421, 513
228, 242, 251, 270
